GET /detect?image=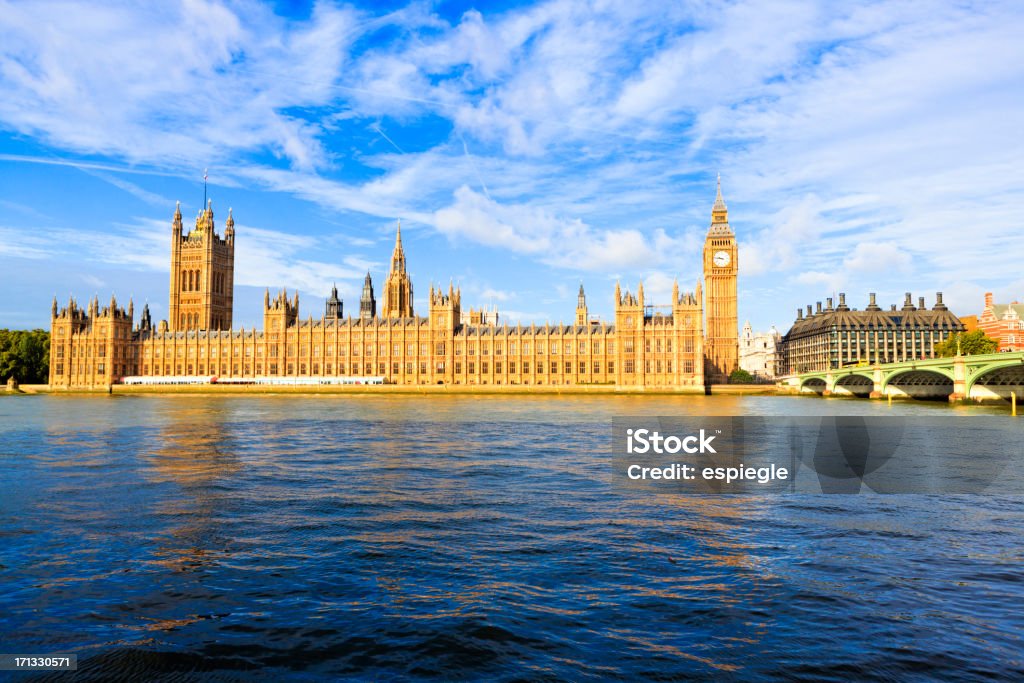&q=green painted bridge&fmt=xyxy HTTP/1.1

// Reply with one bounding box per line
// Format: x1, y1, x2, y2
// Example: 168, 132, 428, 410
778, 351, 1024, 402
